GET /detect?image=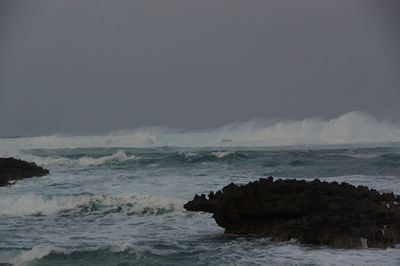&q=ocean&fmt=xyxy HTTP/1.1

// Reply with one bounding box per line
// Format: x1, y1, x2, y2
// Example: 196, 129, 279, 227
1, 112, 400, 265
